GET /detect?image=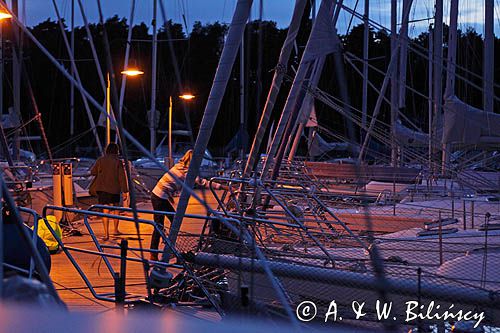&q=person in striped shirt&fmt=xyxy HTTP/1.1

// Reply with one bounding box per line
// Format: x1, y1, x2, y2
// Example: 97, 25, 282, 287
149, 149, 222, 261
